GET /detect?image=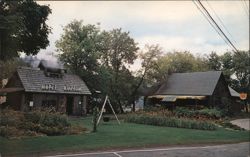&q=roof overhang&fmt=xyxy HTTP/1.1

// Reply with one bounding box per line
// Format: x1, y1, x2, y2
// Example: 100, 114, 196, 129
0, 88, 24, 94
148, 95, 206, 102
